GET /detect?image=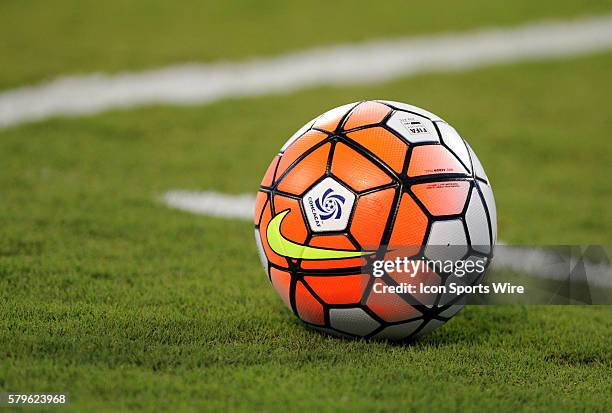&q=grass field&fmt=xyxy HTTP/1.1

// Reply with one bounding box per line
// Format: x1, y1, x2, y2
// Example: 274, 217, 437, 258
1, 2, 611, 412
2, 0, 612, 90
